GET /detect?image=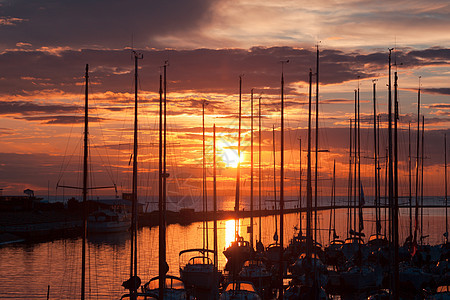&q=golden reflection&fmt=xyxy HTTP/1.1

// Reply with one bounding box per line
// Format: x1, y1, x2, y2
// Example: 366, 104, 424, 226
225, 219, 236, 247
